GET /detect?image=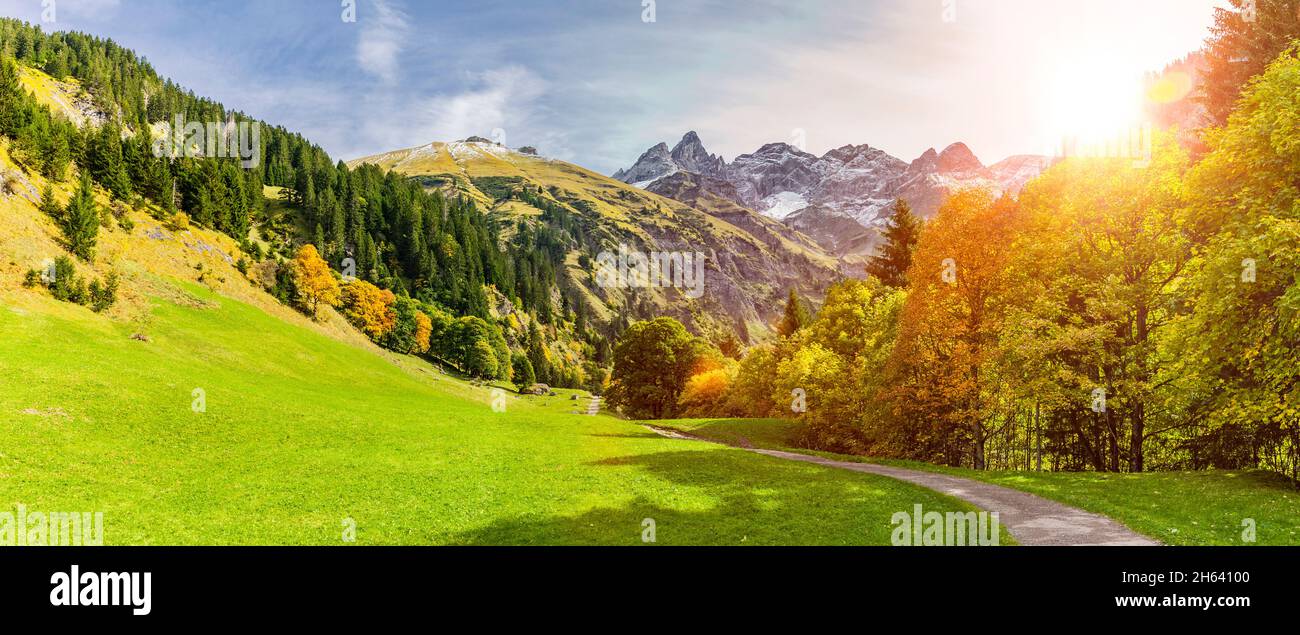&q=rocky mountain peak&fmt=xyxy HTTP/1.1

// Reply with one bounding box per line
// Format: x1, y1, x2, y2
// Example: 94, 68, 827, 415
612, 141, 676, 185
937, 142, 984, 173
670, 131, 724, 176
908, 148, 940, 173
